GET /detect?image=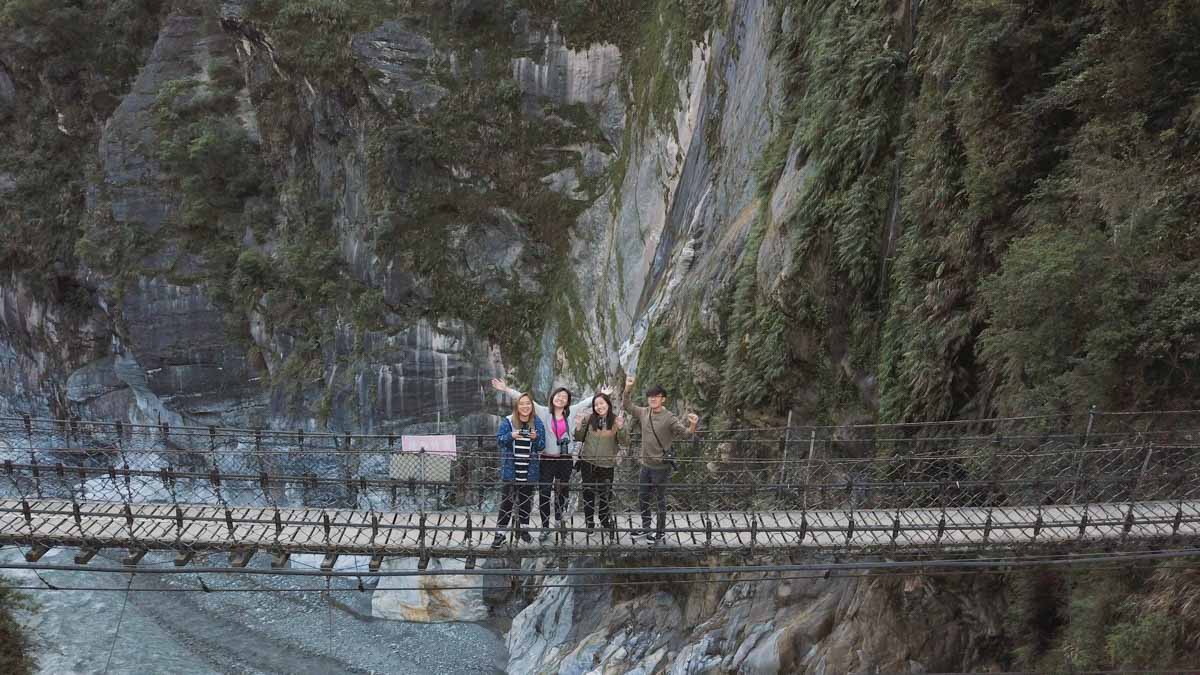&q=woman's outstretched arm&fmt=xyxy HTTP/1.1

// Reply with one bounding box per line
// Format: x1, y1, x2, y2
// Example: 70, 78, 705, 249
491, 378, 549, 418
